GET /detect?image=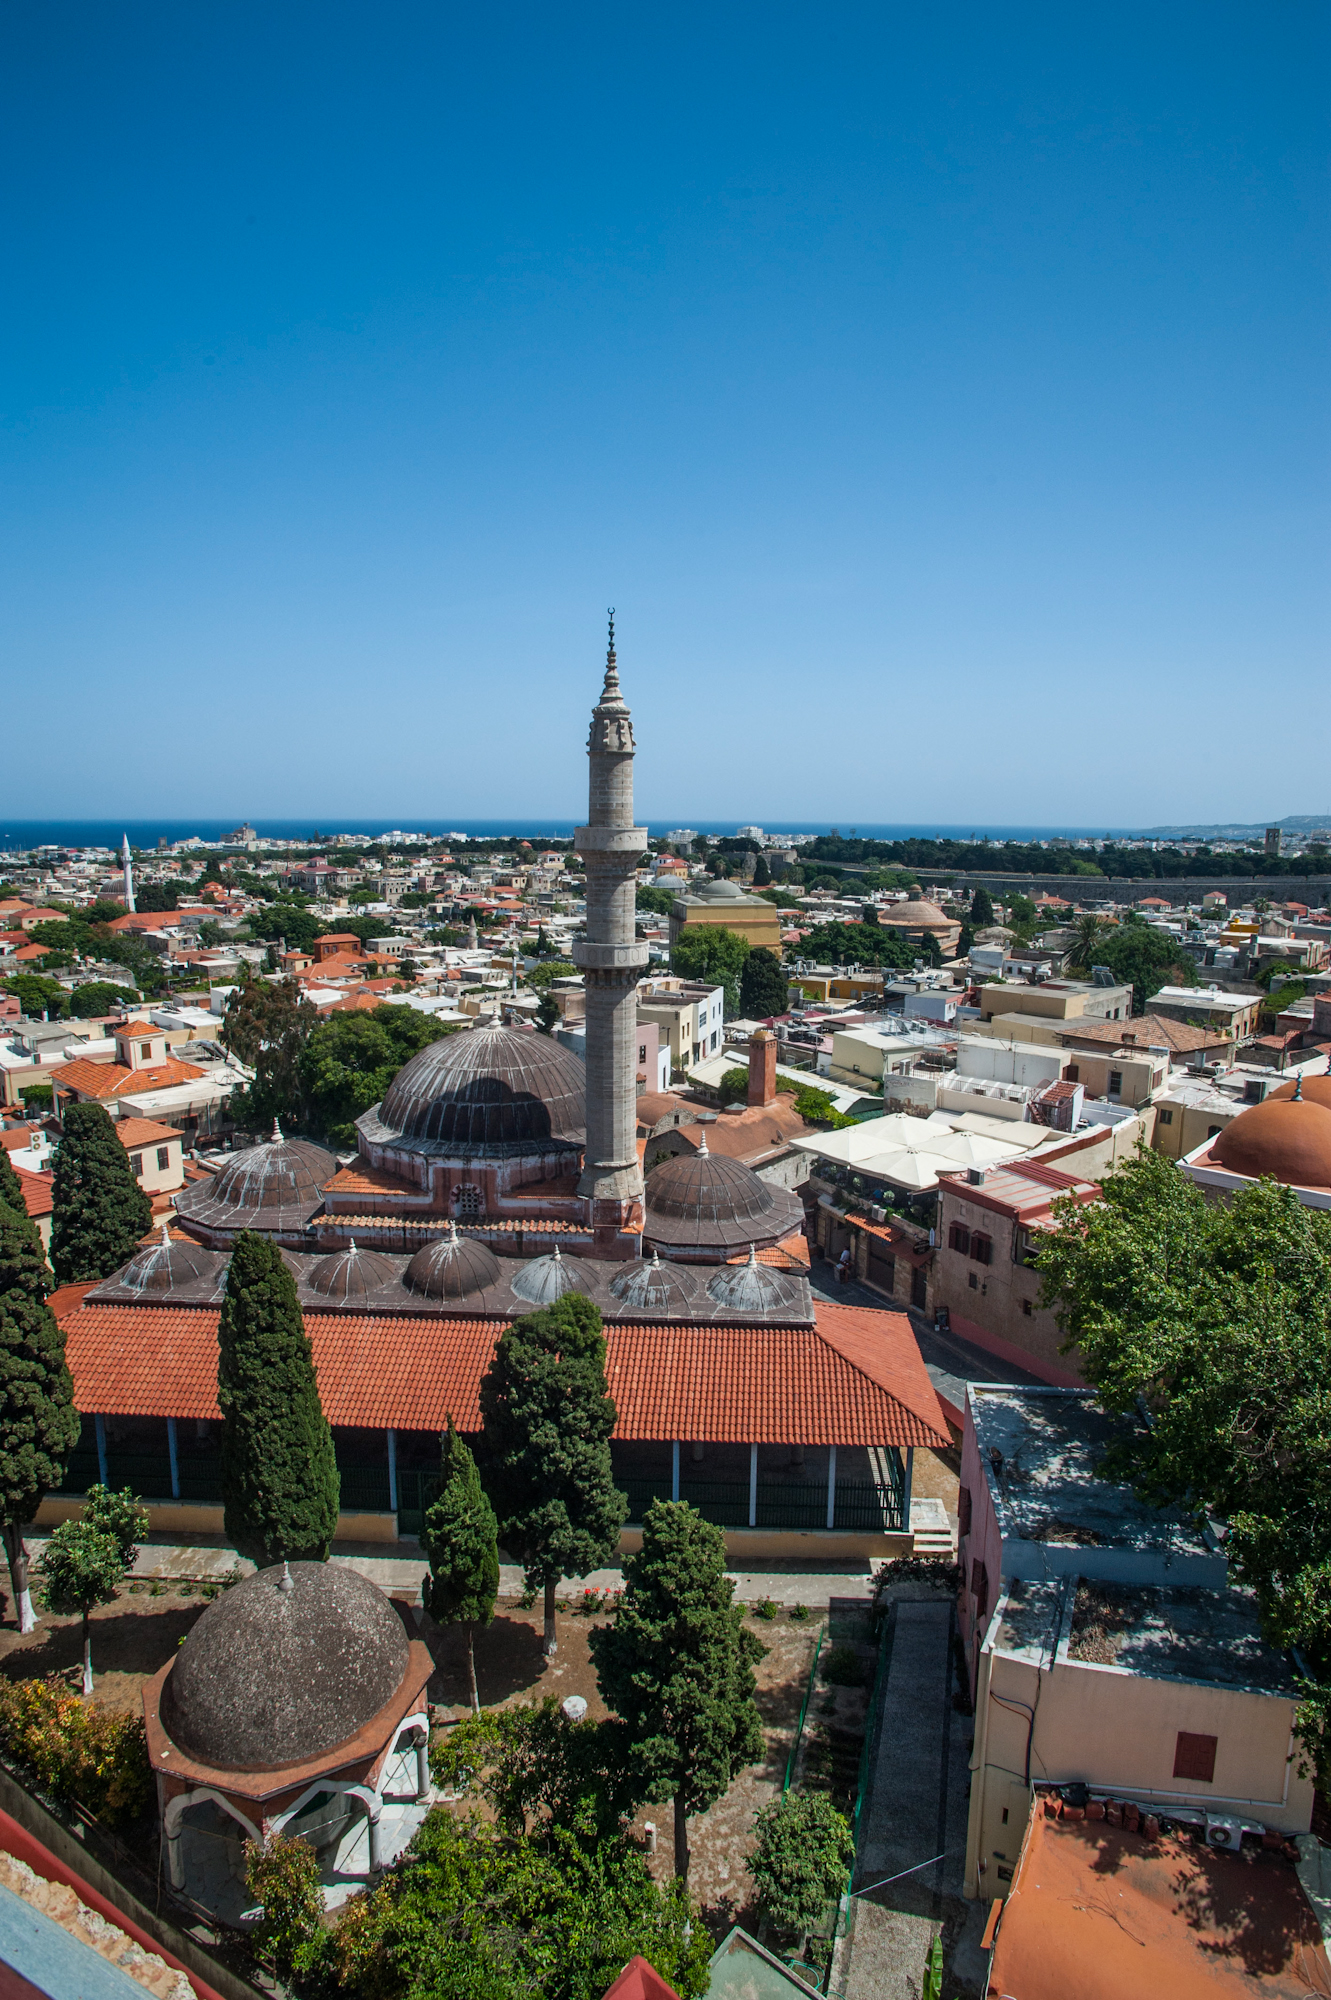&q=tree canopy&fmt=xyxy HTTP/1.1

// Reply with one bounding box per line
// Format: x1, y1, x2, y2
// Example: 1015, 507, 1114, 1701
739, 947, 789, 1019
298, 1005, 460, 1145
50, 1102, 153, 1285
969, 885, 995, 928
479, 1295, 625, 1655
671, 926, 749, 1016
0, 1206, 79, 1633
222, 975, 318, 1132
750, 1791, 855, 1935
217, 1231, 339, 1565
590, 1500, 765, 1878
1038, 1150, 1331, 1783
793, 923, 920, 971
1079, 916, 1196, 1014
636, 886, 676, 916
422, 1422, 499, 1712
